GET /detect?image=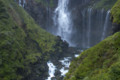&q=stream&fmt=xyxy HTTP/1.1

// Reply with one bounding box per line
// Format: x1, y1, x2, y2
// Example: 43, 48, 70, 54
46, 50, 83, 80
